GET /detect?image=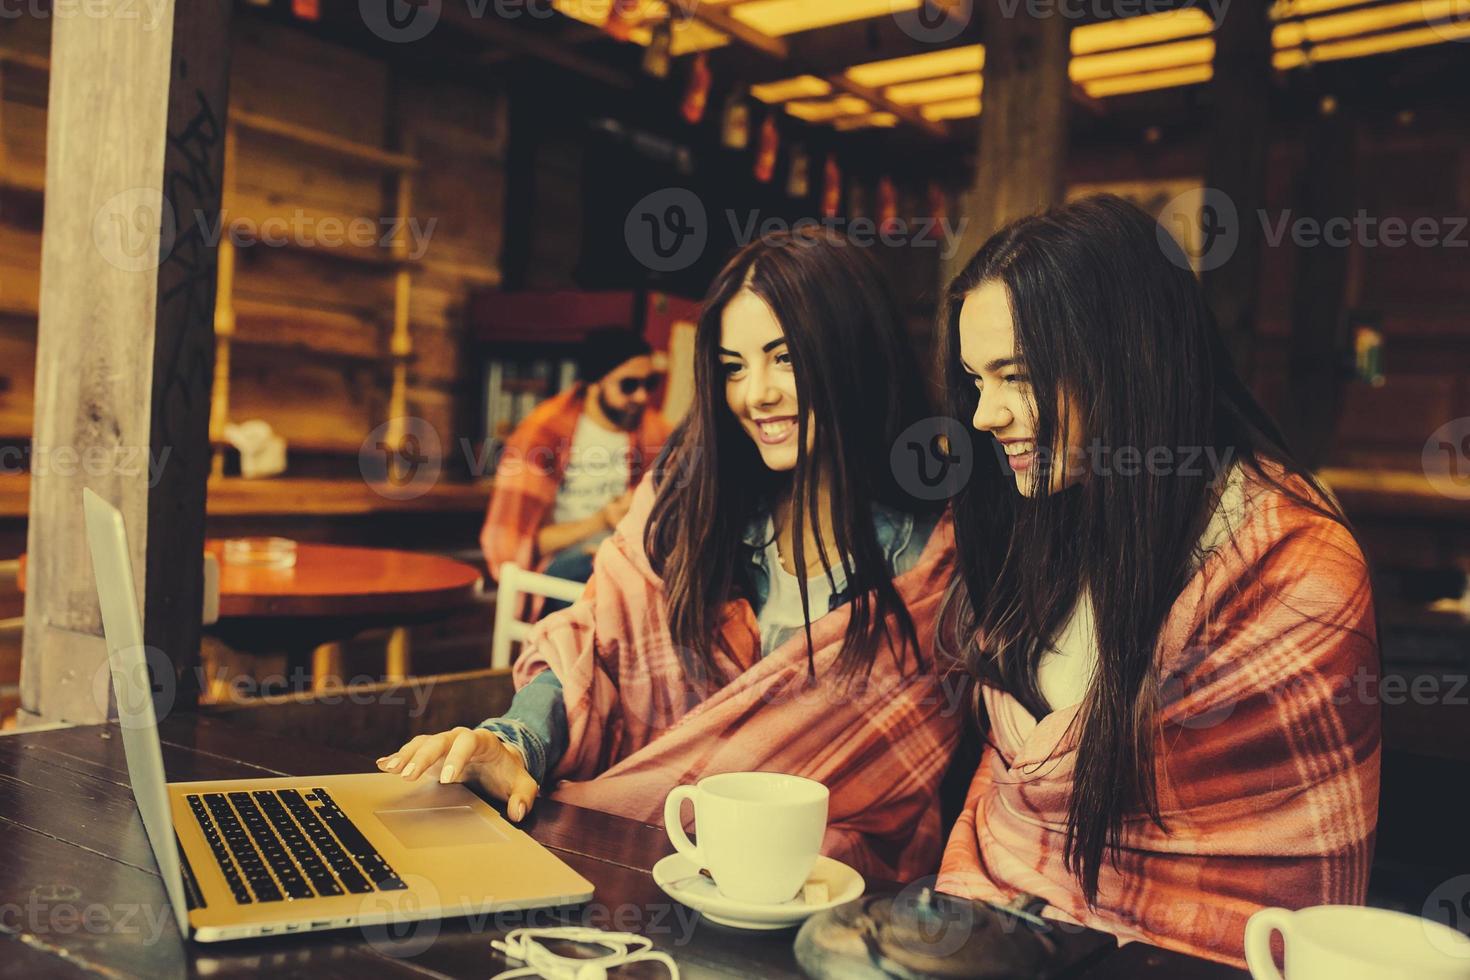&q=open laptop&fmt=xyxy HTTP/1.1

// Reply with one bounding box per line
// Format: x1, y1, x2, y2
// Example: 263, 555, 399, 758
83, 488, 594, 942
